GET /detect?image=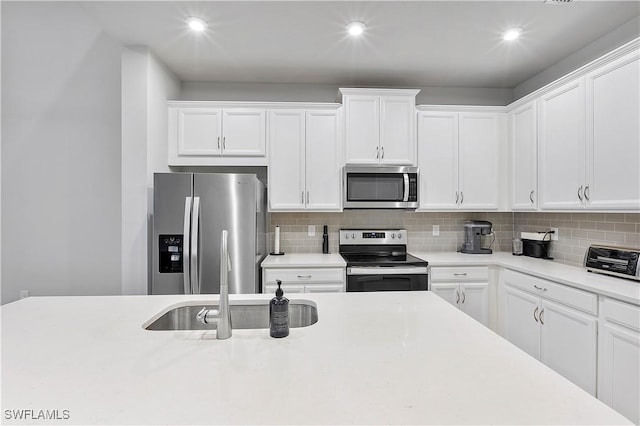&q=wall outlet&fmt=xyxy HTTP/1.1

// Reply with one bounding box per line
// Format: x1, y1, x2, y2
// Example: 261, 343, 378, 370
308, 225, 315, 237
433, 225, 440, 236
20, 290, 29, 299
551, 227, 559, 241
